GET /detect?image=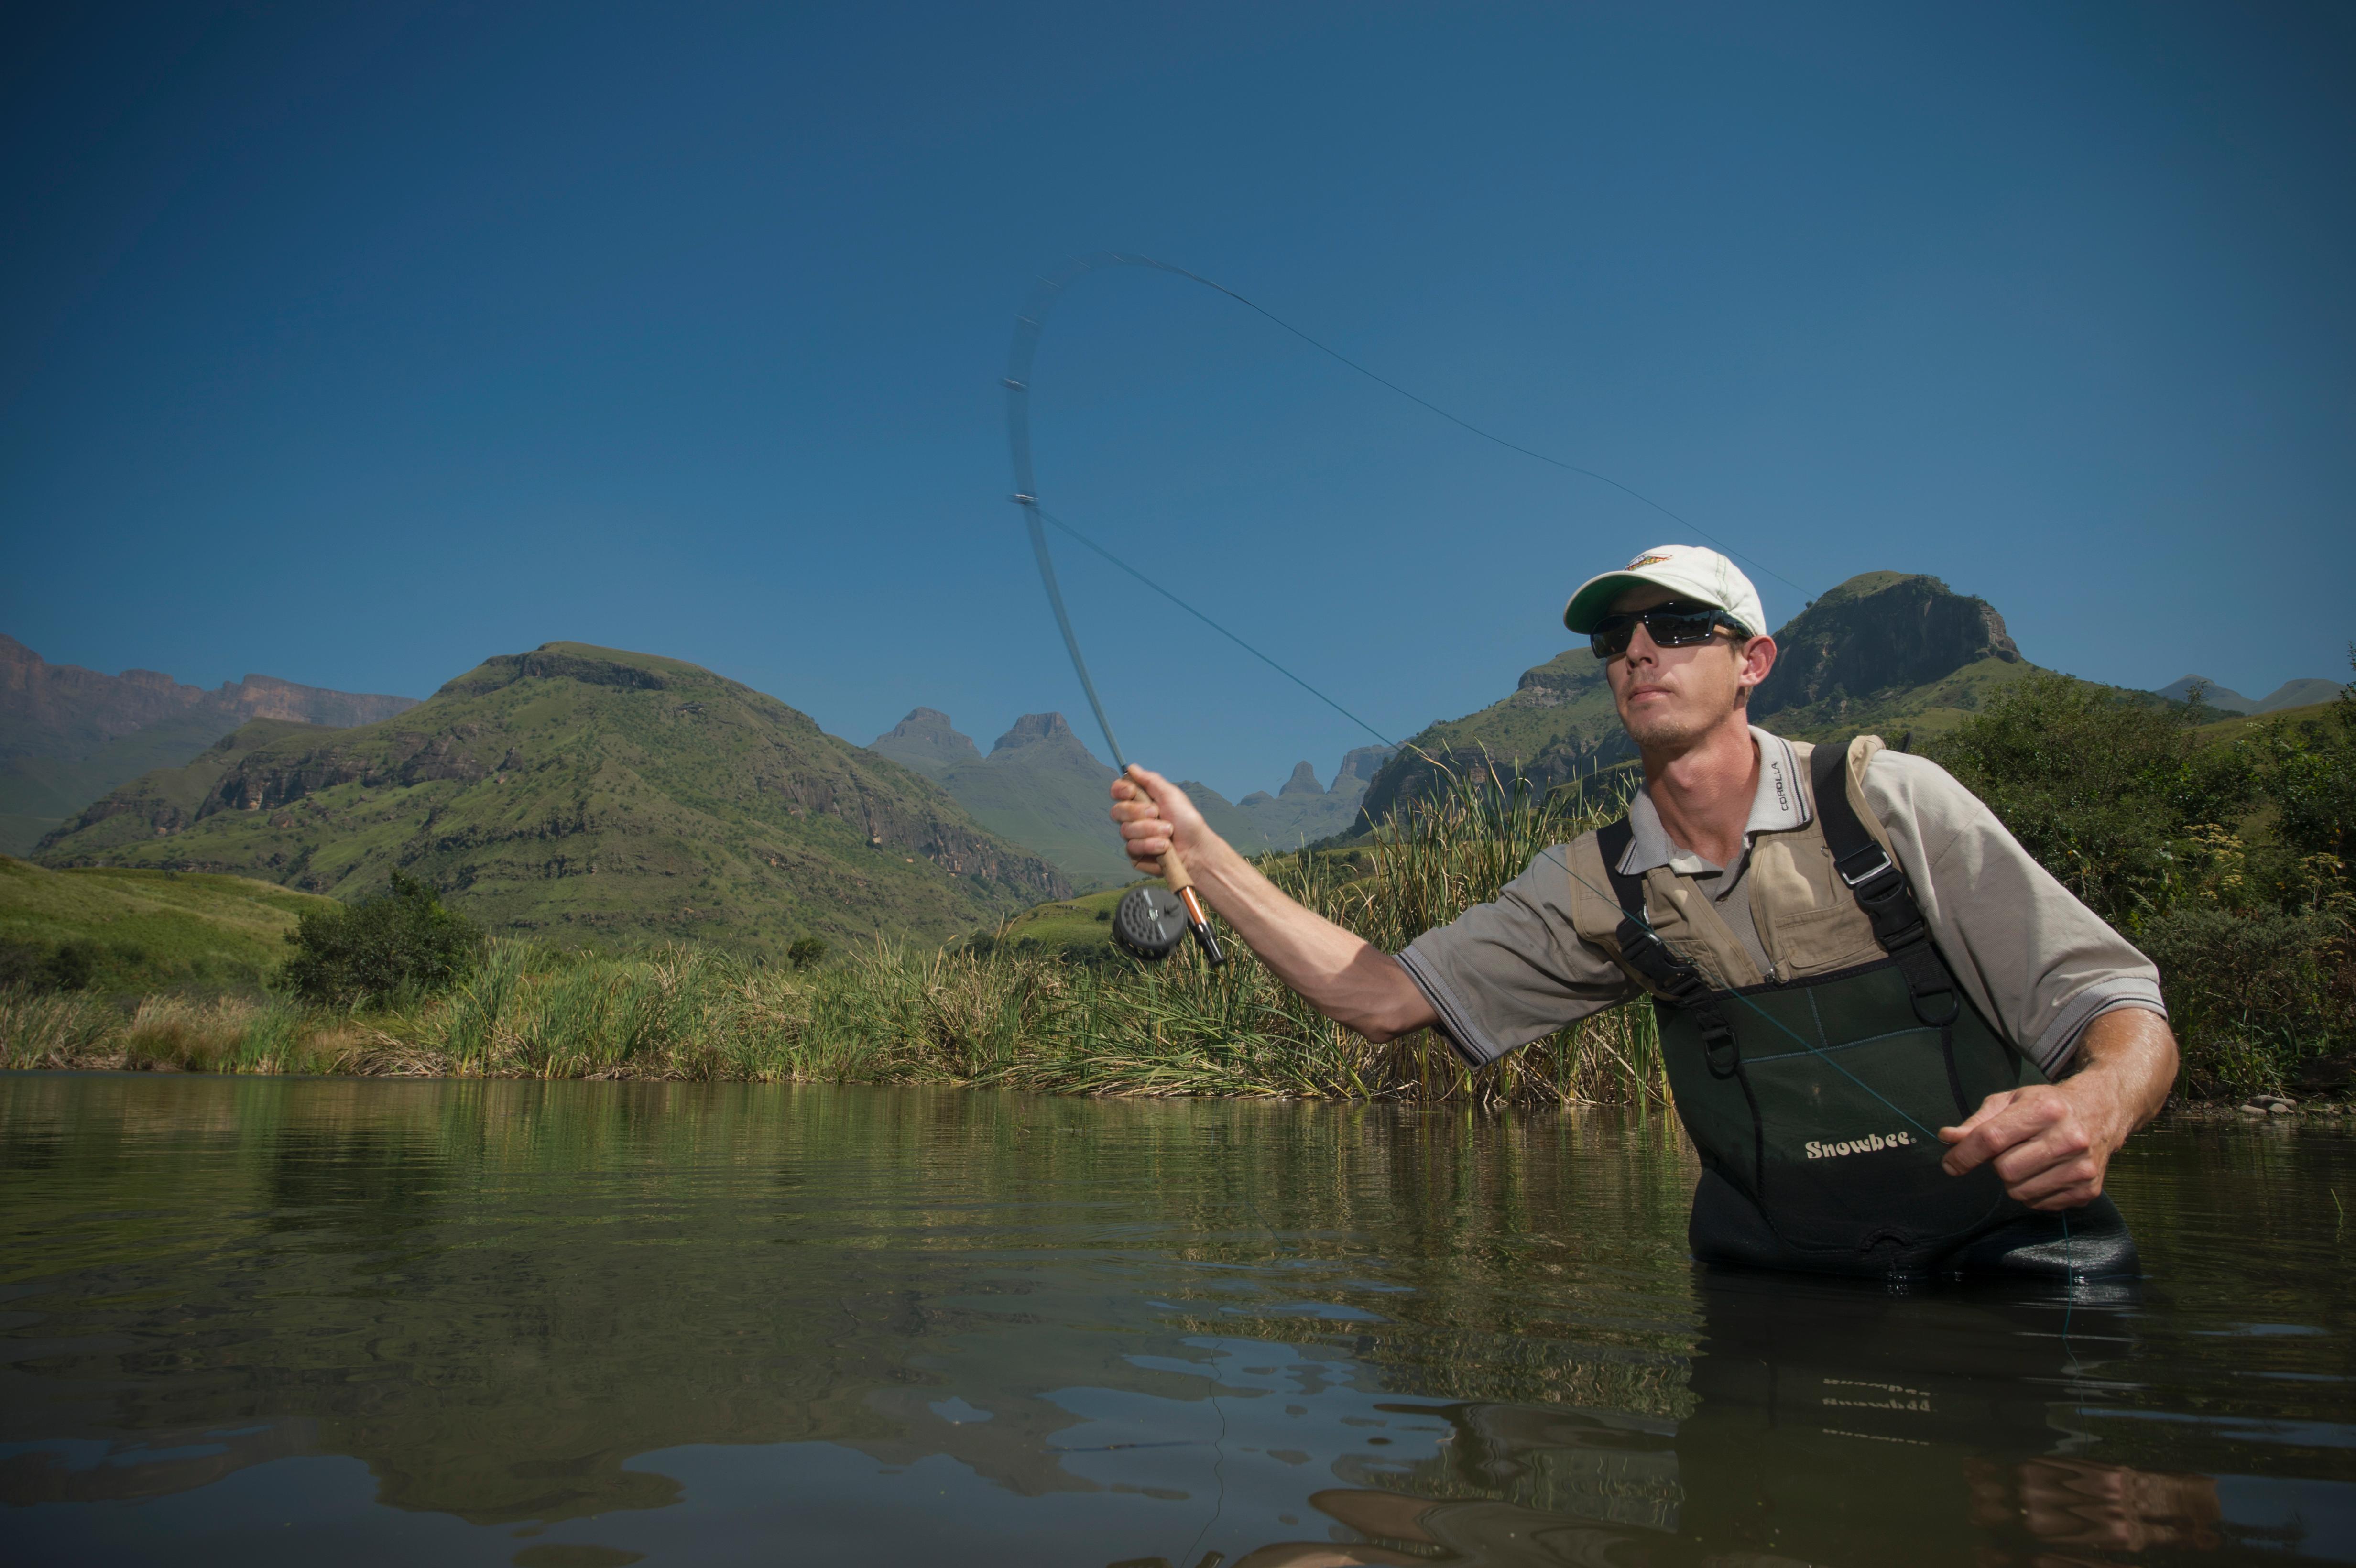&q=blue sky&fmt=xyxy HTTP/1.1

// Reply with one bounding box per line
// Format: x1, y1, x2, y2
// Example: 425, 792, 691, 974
3, 1, 2350, 797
